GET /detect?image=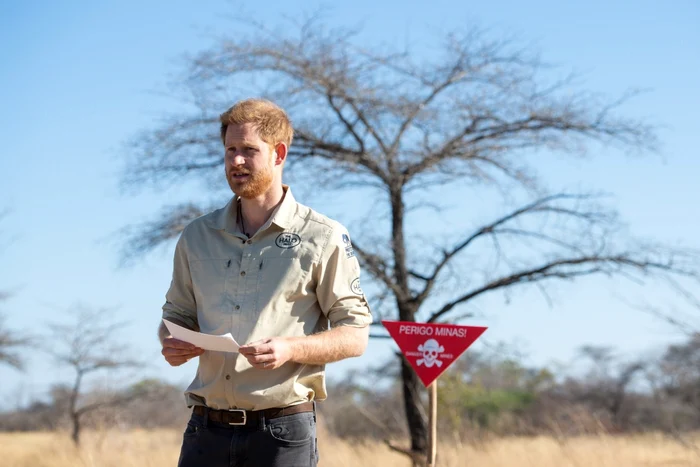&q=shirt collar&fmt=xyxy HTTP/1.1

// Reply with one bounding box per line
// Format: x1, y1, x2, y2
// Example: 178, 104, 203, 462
270, 186, 296, 230
205, 185, 296, 234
